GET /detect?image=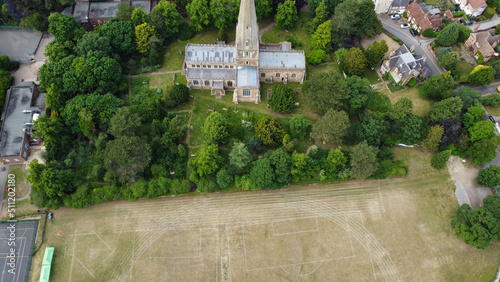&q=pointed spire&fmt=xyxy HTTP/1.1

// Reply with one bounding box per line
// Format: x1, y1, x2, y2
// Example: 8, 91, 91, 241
235, 0, 259, 51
